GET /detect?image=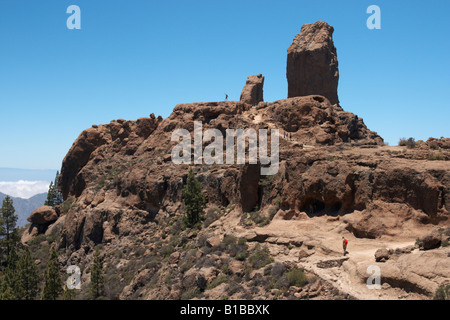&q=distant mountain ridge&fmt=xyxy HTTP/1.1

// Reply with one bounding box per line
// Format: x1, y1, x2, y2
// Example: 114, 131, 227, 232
0, 192, 47, 227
